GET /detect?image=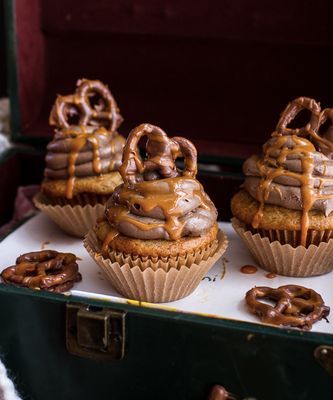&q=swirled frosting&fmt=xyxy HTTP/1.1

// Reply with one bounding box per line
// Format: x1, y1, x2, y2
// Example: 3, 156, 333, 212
44, 126, 125, 198
243, 97, 333, 246
103, 124, 218, 241
44, 79, 126, 199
